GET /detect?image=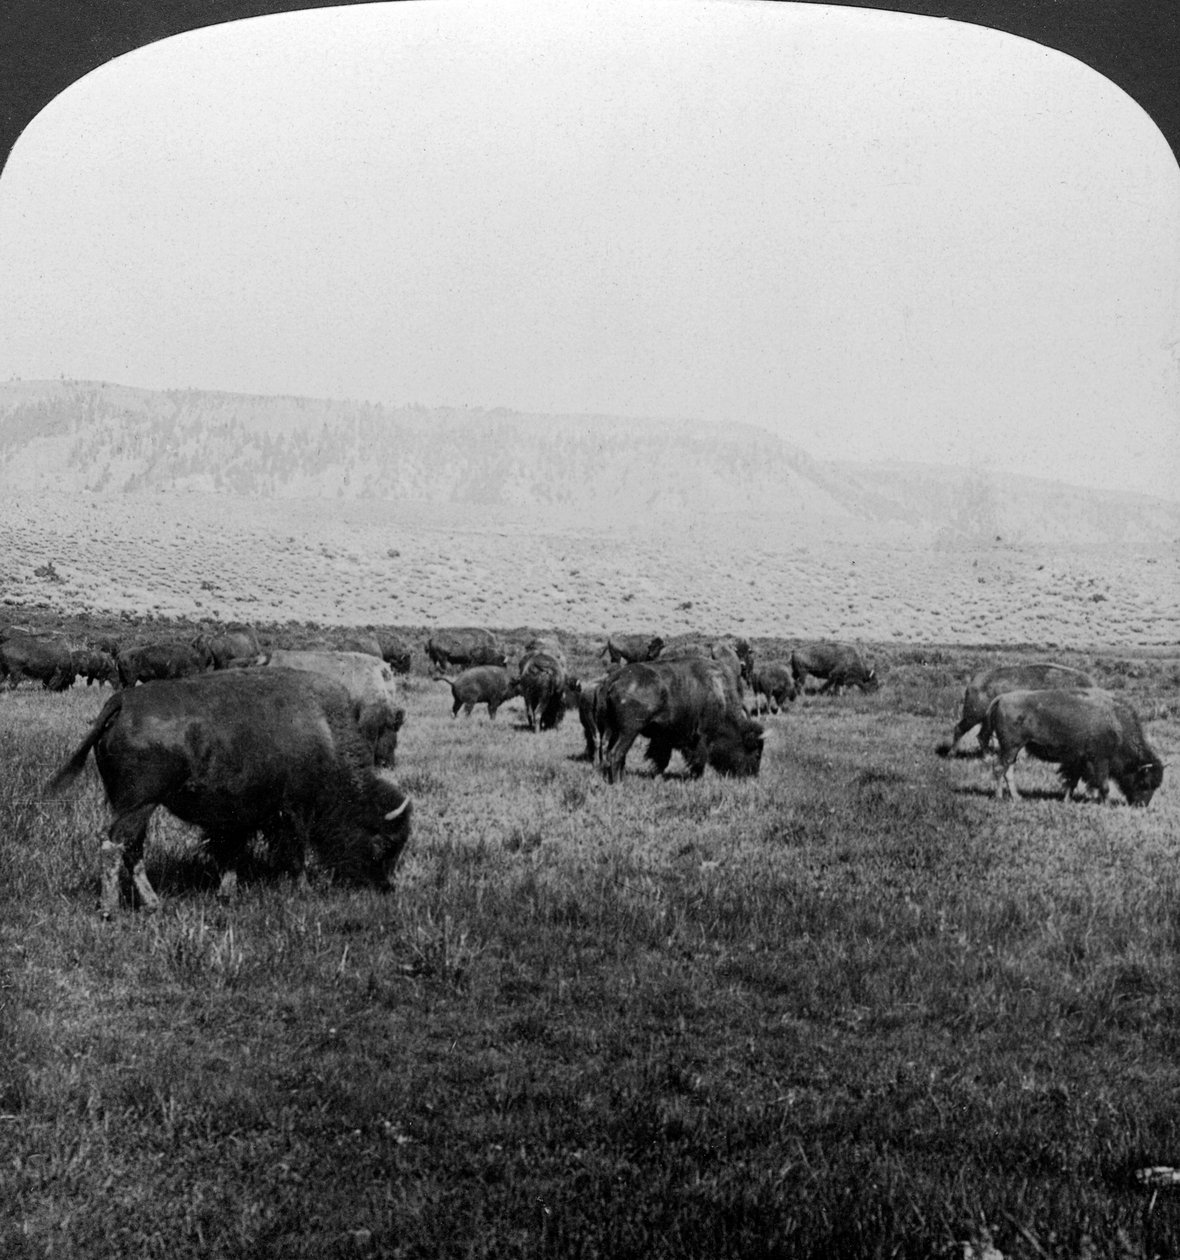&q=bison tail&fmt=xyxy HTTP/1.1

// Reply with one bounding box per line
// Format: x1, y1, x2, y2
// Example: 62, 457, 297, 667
43, 691, 124, 796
